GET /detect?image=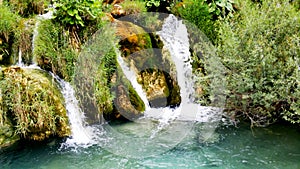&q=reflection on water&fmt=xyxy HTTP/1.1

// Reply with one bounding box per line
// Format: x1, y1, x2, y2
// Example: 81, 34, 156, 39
1, 122, 300, 169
